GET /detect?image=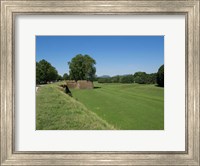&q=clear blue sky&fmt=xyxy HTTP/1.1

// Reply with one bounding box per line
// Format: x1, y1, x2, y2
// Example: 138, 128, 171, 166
36, 36, 164, 77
